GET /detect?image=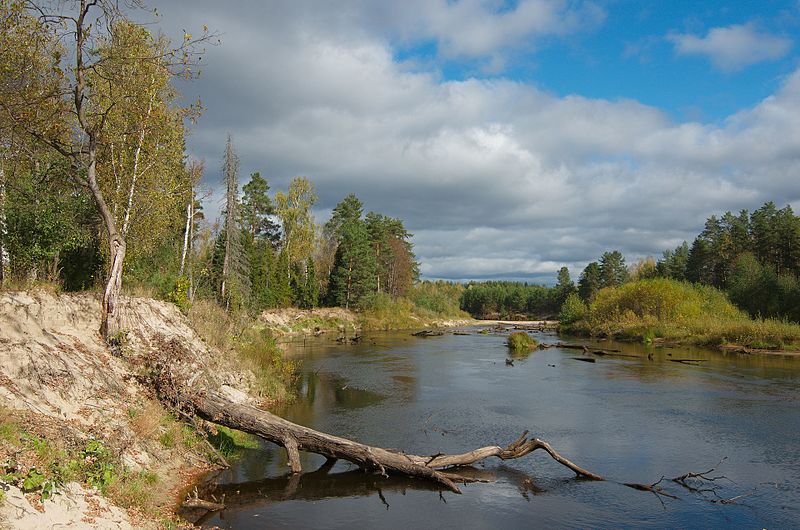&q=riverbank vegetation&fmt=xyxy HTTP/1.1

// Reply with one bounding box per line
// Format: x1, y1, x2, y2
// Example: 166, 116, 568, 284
574, 202, 800, 321
561, 278, 800, 350
1, 401, 193, 524
558, 201, 800, 350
